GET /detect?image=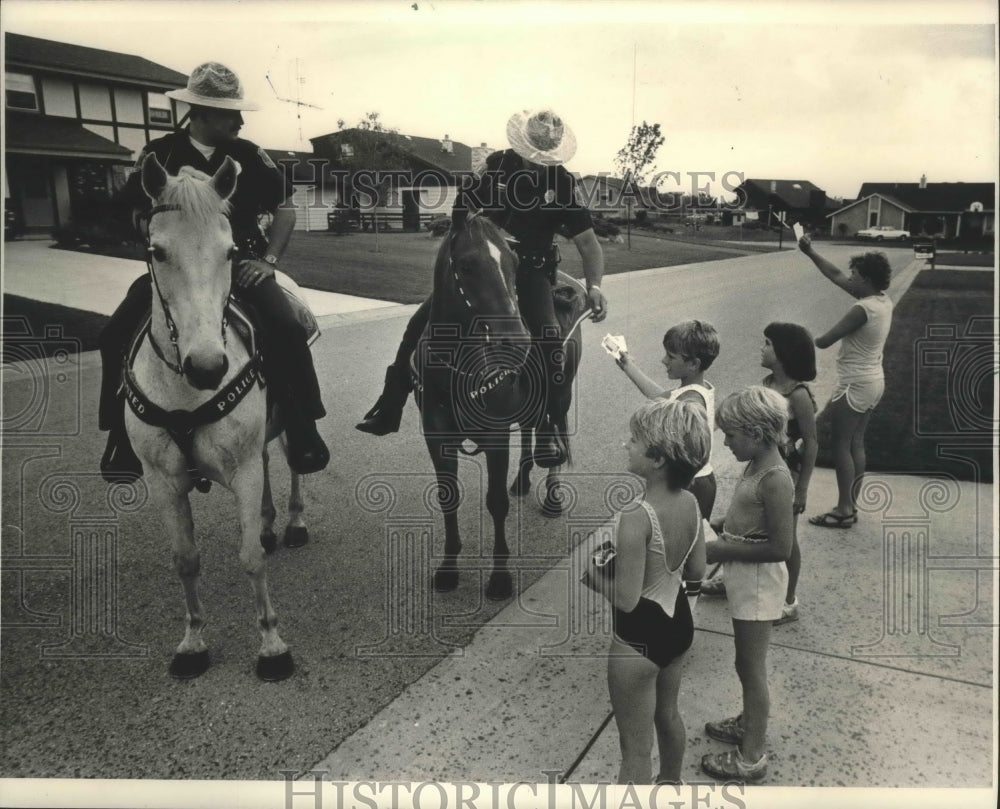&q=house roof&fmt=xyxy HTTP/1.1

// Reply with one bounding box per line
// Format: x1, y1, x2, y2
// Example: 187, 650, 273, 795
4, 32, 187, 90
310, 128, 476, 175
827, 192, 916, 218
740, 179, 826, 209
855, 182, 995, 213
4, 112, 133, 160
